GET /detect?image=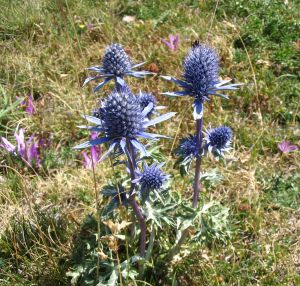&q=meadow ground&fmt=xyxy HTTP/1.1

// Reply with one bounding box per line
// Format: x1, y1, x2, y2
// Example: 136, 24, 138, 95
0, 0, 299, 285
